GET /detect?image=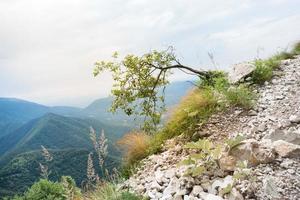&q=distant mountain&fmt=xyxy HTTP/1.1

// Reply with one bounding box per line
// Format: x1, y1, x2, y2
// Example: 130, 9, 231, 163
0, 113, 130, 196
0, 81, 193, 138
0, 80, 194, 197
0, 98, 82, 139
